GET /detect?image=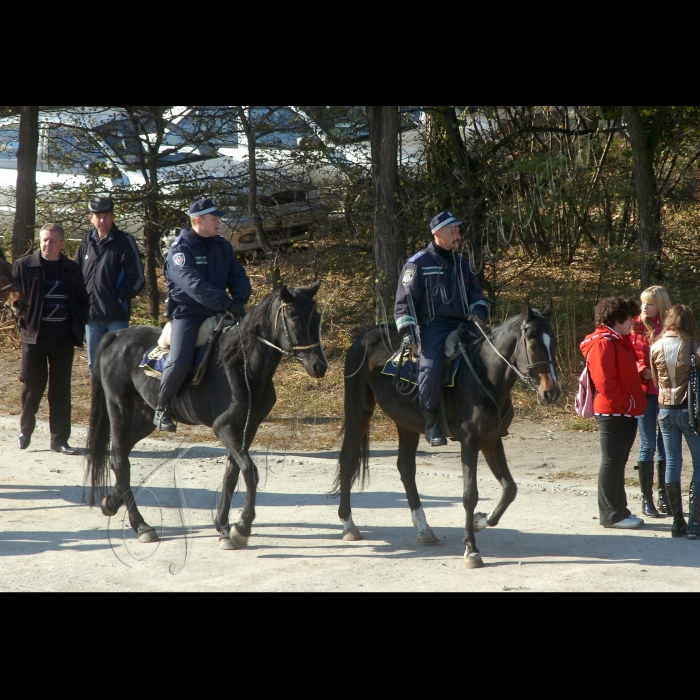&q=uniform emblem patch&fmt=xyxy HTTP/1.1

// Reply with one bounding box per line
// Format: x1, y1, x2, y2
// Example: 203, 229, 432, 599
402, 269, 415, 286
173, 252, 186, 267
